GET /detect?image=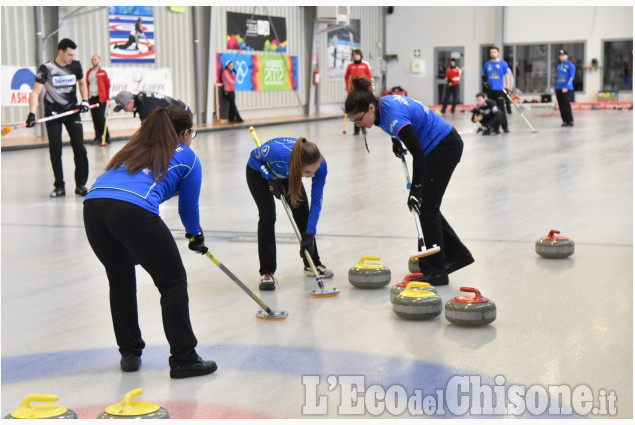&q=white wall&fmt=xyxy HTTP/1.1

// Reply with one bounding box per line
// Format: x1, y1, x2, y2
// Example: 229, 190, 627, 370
386, 6, 633, 103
